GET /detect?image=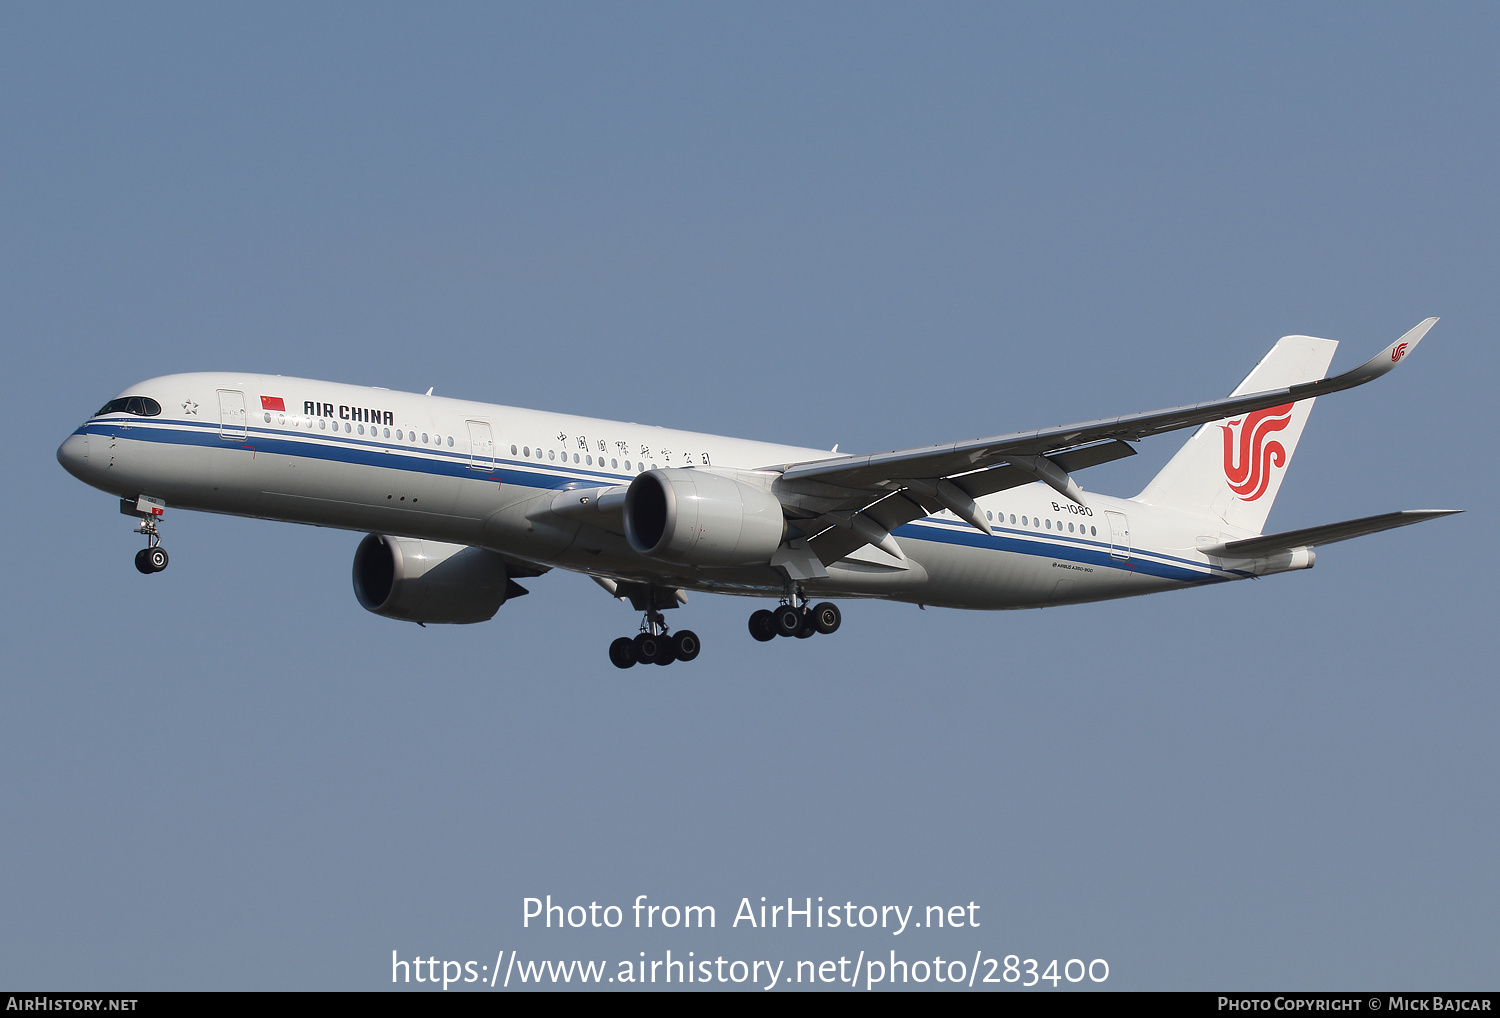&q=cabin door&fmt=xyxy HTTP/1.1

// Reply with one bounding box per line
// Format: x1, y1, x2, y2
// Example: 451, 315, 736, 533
1105, 510, 1131, 561
217, 389, 247, 440
467, 421, 495, 472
